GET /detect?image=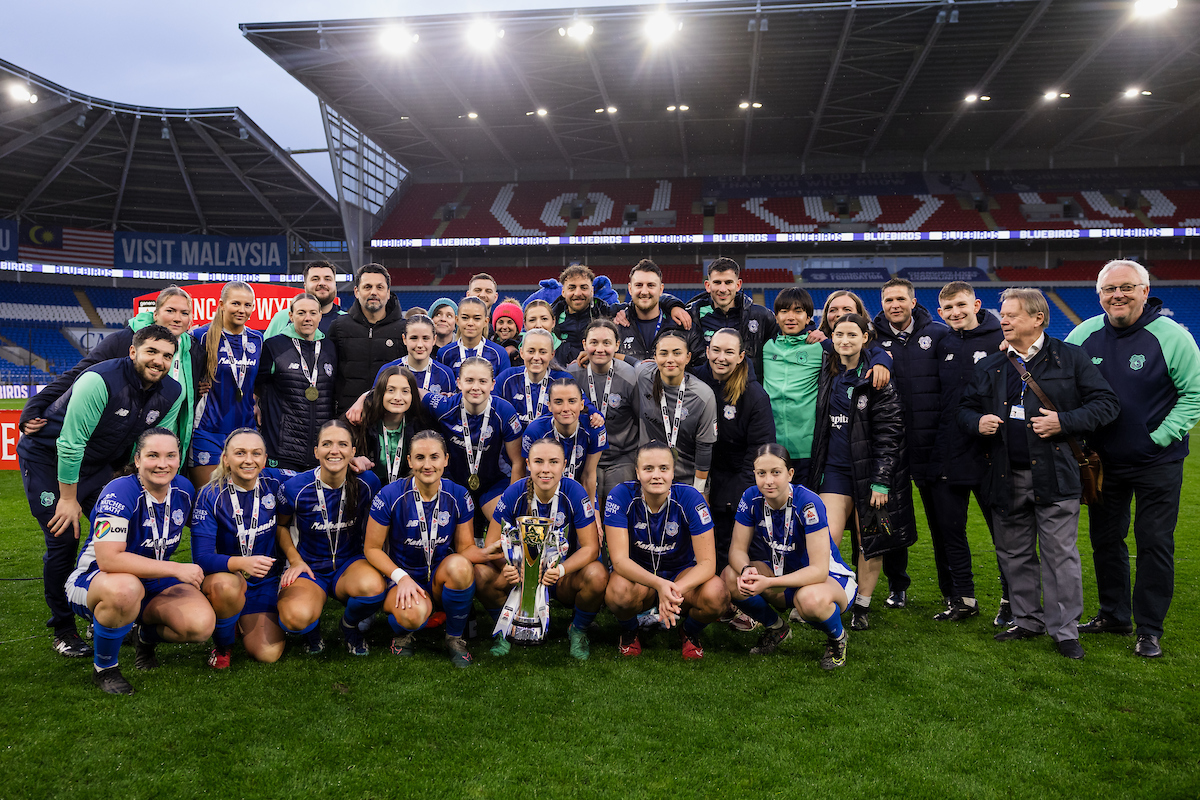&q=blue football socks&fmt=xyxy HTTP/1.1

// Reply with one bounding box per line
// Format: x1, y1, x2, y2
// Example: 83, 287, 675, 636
440, 585, 474, 638
93, 621, 134, 670
213, 615, 238, 650
733, 594, 781, 628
